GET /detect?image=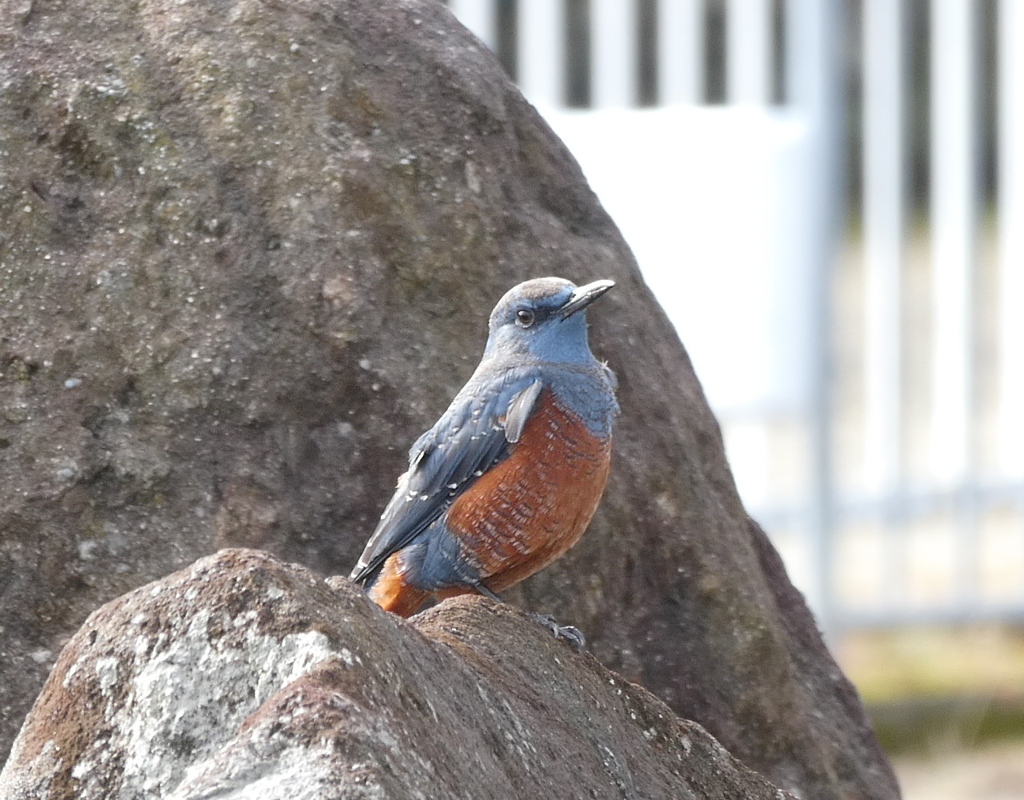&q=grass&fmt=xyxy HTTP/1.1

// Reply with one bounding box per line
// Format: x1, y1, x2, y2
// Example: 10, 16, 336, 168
836, 625, 1024, 756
